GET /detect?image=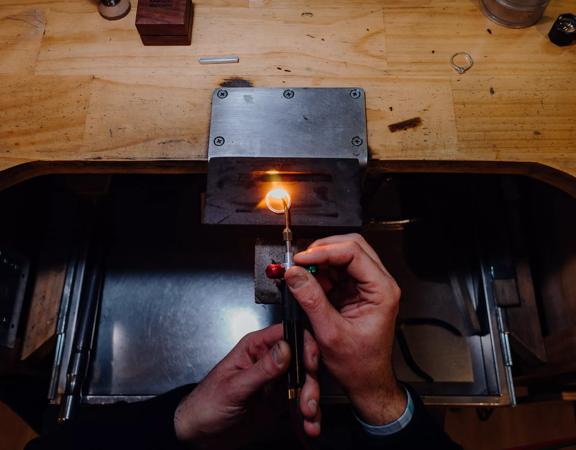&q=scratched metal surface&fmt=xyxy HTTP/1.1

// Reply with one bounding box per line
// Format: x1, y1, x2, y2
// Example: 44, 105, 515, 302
87, 238, 281, 396
207, 88, 368, 166
81, 175, 509, 405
